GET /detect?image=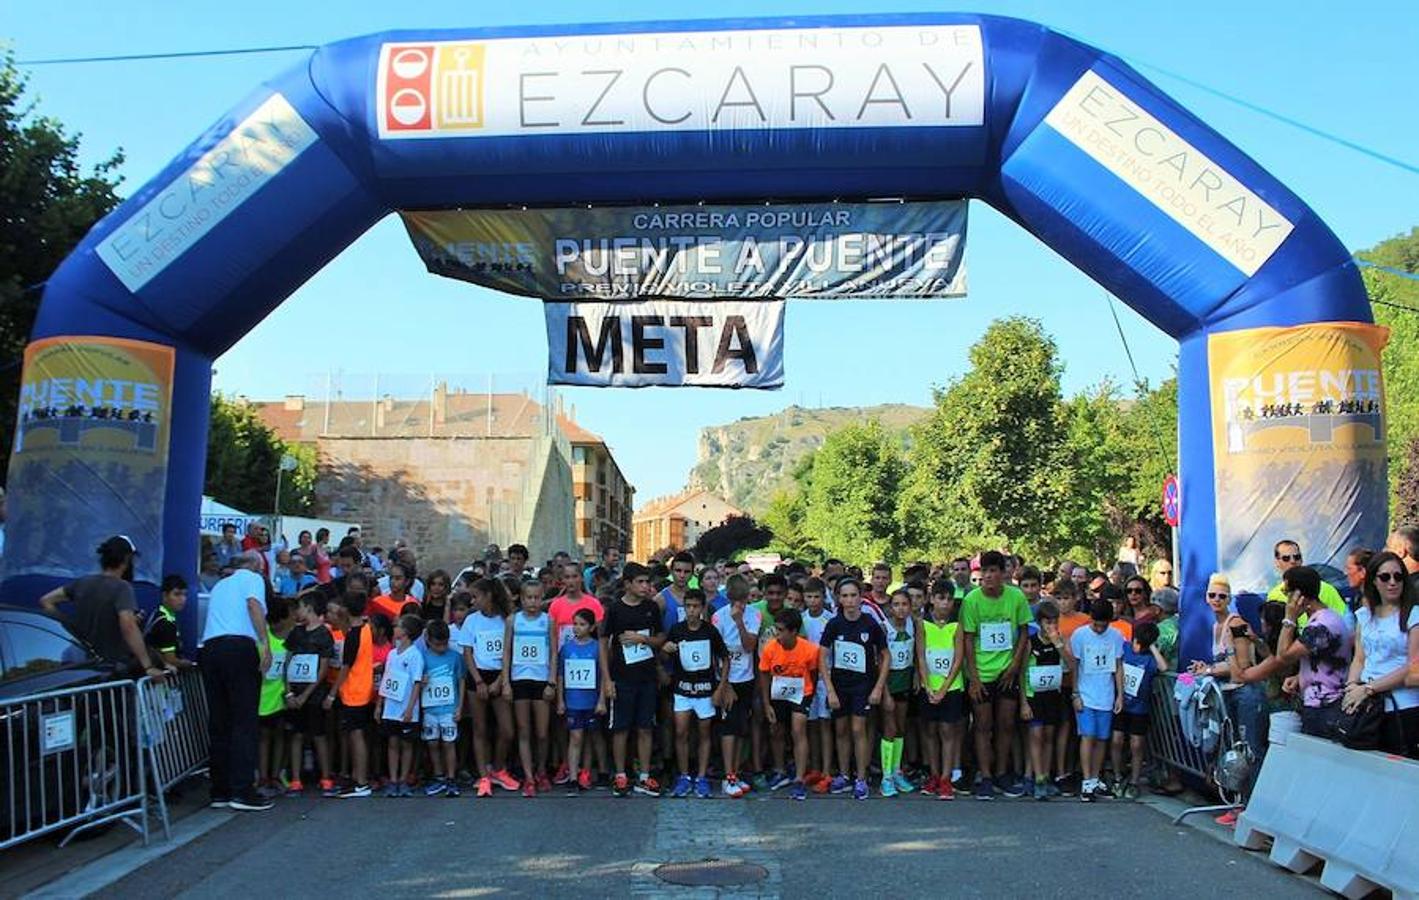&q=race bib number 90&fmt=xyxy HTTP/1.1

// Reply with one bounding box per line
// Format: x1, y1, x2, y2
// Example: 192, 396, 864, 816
379, 672, 409, 703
